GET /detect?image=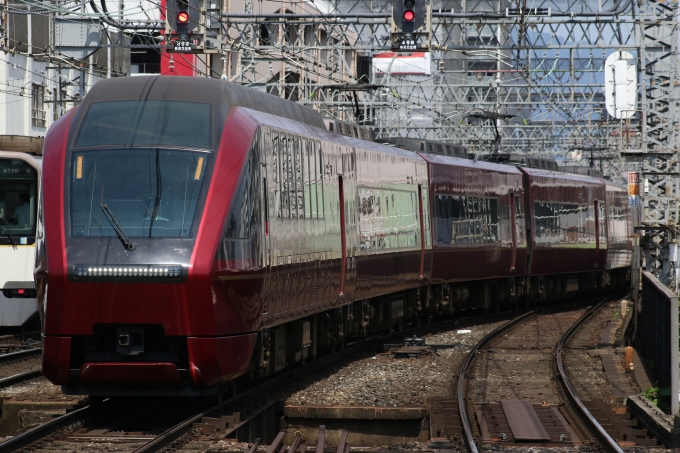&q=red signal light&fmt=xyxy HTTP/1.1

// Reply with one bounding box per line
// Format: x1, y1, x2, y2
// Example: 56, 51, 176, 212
403, 9, 415, 21
177, 11, 190, 23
